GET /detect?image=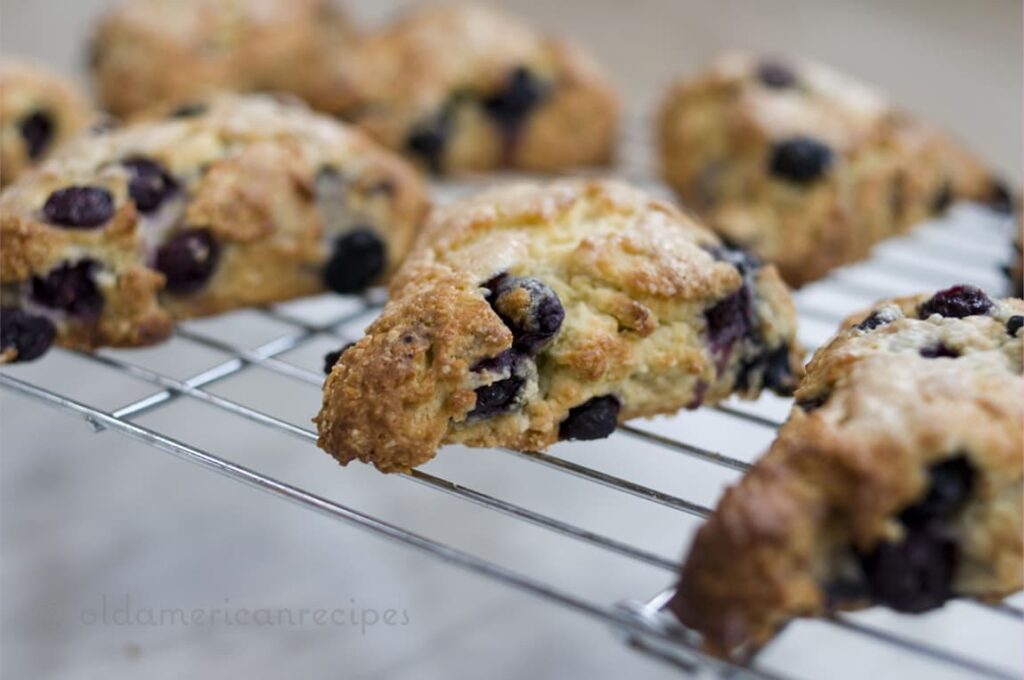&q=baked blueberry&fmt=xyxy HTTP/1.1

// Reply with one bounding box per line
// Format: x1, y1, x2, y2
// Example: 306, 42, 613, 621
155, 229, 220, 294
985, 179, 1014, 214
472, 348, 519, 375
757, 61, 797, 89
169, 103, 208, 119
768, 136, 833, 185
469, 375, 526, 419
323, 342, 354, 375
900, 455, 975, 526
704, 289, 752, 355
323, 229, 386, 294
42, 186, 115, 228
859, 524, 957, 613
405, 110, 452, 175
856, 310, 891, 331
736, 344, 795, 394
1007, 315, 1024, 336
919, 343, 959, 359
796, 394, 829, 412
483, 67, 548, 132
19, 109, 55, 160
930, 182, 953, 214
123, 157, 178, 214
30, 260, 104, 317
484, 274, 564, 355
559, 395, 621, 441
918, 285, 993, 319
0, 308, 56, 362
